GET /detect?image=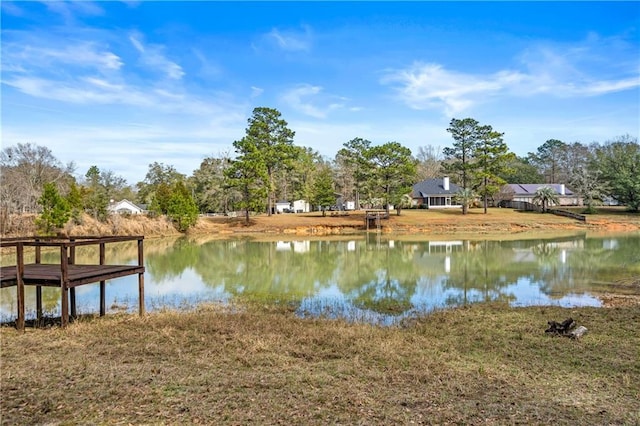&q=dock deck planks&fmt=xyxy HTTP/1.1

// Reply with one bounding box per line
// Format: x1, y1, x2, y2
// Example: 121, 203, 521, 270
1, 264, 145, 288
1, 236, 145, 330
